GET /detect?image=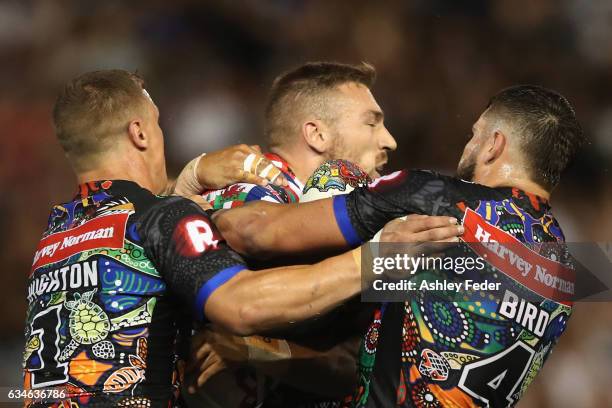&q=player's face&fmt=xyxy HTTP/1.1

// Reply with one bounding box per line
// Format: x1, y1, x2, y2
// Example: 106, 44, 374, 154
457, 112, 488, 181
143, 98, 168, 193
327, 83, 397, 178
